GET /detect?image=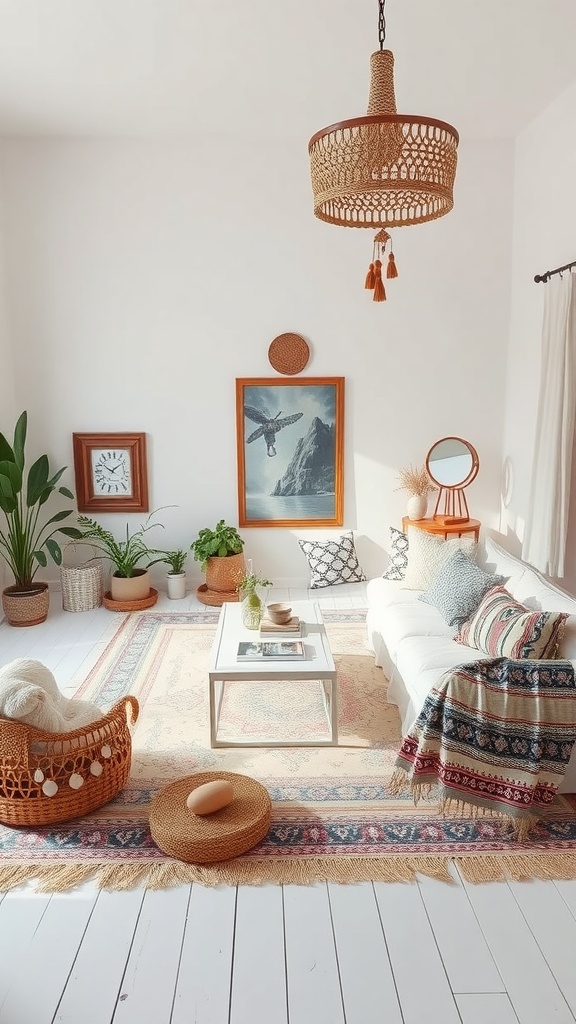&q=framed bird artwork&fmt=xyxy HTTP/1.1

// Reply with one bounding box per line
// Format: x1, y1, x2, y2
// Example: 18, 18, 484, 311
235, 377, 344, 528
